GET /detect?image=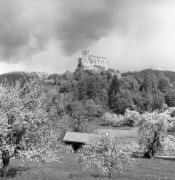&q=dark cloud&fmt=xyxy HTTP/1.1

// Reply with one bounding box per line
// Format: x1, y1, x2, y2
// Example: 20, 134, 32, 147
56, 0, 120, 55
0, 0, 161, 60
0, 0, 122, 59
0, 0, 29, 59
0, 0, 51, 61
55, 0, 161, 55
